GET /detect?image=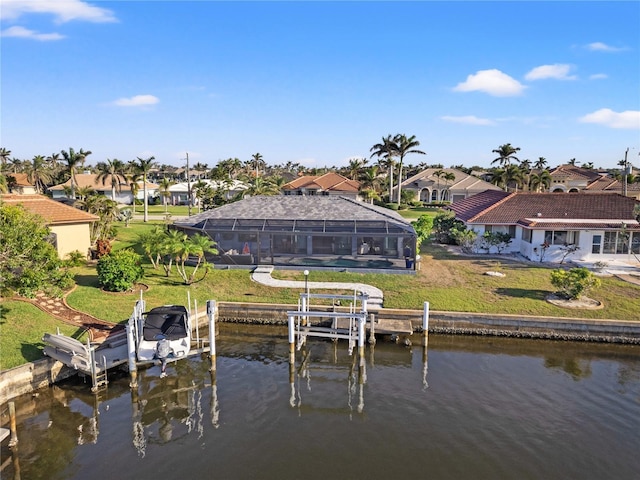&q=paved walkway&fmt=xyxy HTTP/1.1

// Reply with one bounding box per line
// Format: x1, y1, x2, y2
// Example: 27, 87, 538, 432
251, 266, 384, 308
